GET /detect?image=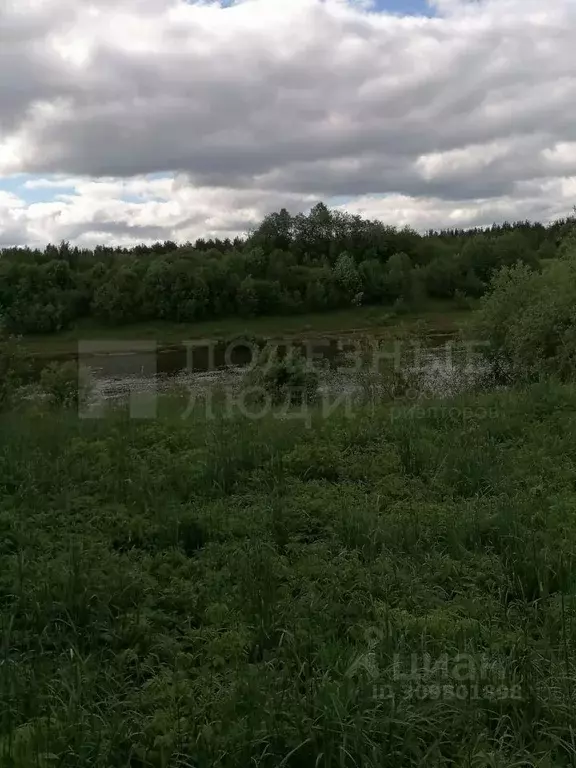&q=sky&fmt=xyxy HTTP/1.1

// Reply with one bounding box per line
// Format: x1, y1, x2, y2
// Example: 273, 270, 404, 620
375, 0, 432, 14
1, 0, 575, 247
